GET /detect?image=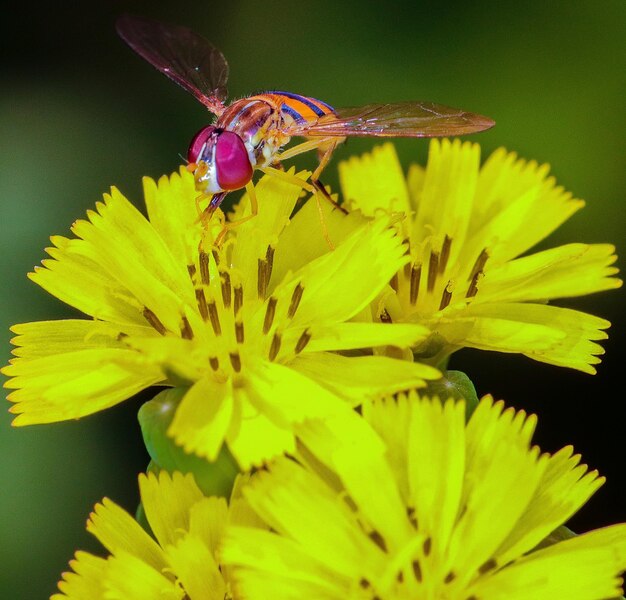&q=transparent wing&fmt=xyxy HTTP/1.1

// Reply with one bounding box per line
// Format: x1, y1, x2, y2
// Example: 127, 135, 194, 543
116, 14, 229, 113
284, 101, 495, 137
